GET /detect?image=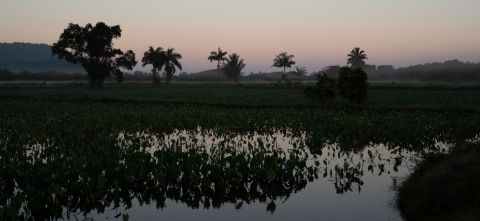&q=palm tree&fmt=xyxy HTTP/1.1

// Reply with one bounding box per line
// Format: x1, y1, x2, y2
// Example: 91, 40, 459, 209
222, 53, 246, 85
294, 66, 307, 83
162, 48, 182, 88
208, 47, 228, 84
141, 46, 165, 85
347, 47, 368, 68
272, 52, 296, 87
